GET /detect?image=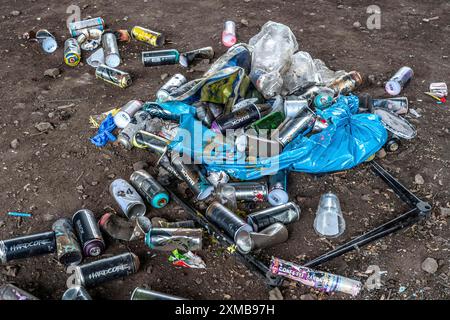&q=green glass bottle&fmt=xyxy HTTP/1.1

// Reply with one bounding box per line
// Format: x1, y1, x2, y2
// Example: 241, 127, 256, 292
250, 111, 285, 133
